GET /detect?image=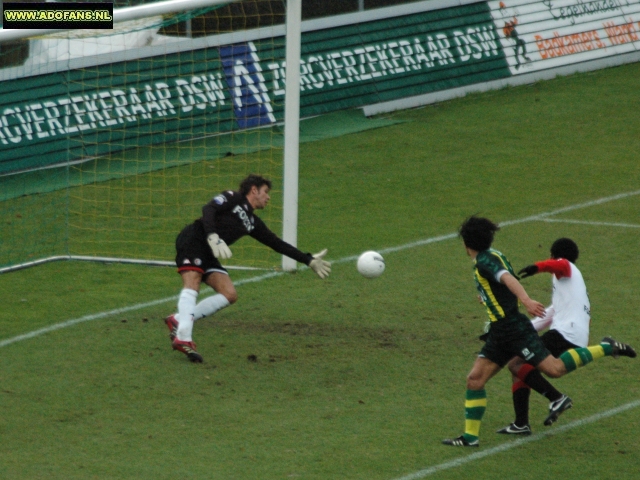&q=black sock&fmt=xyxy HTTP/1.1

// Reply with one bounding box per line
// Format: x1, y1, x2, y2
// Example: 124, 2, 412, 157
512, 381, 531, 426
519, 365, 562, 402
